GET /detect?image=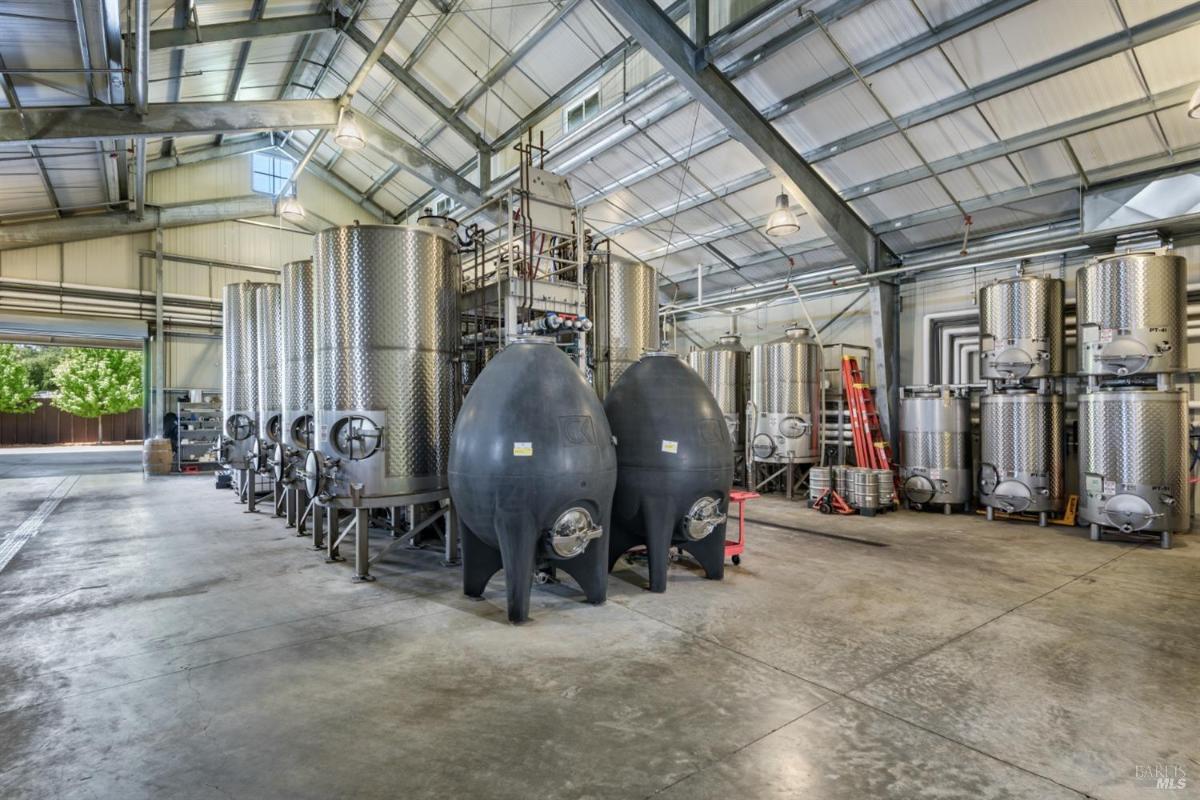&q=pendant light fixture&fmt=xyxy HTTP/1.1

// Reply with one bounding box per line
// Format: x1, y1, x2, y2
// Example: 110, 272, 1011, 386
278, 196, 306, 222
764, 186, 800, 237
334, 108, 366, 150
